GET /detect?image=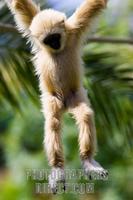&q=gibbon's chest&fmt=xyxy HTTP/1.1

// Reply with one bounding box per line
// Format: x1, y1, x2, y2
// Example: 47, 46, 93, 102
37, 49, 83, 95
